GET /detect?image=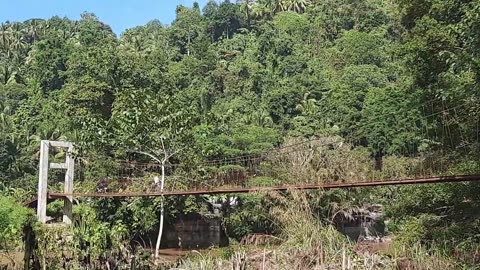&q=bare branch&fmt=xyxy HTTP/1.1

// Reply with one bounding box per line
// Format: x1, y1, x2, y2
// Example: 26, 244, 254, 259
160, 137, 167, 157
128, 150, 162, 164
164, 150, 178, 161
130, 146, 177, 164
